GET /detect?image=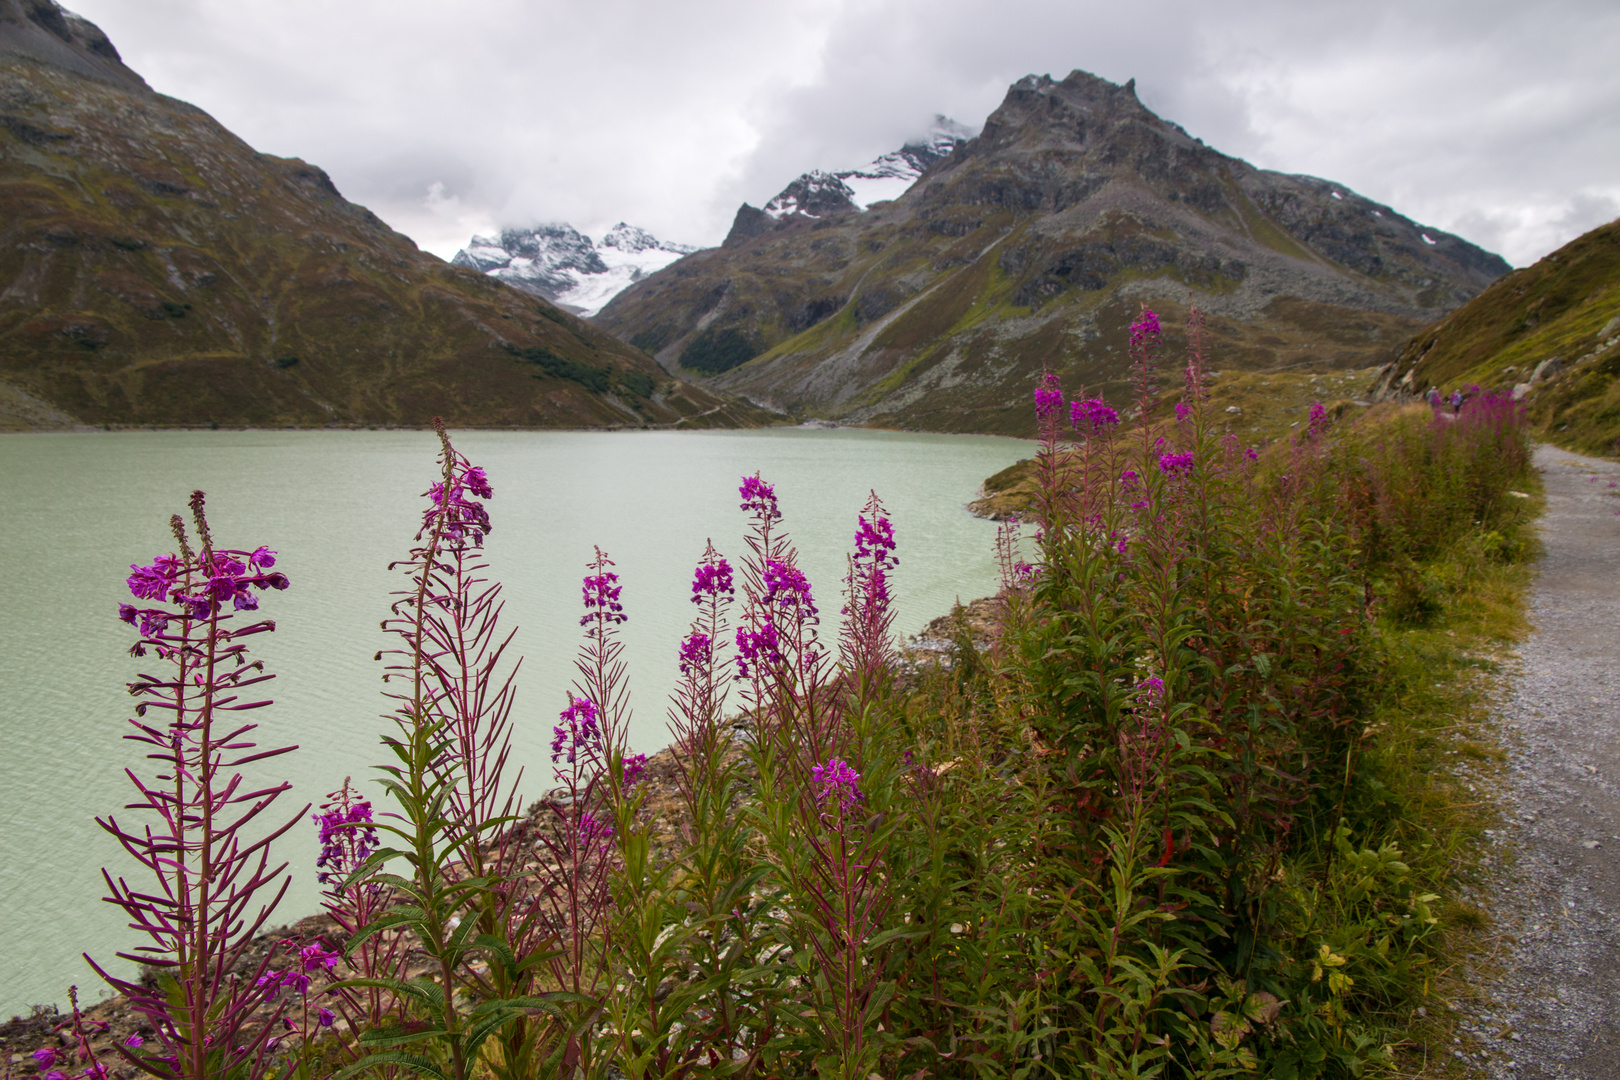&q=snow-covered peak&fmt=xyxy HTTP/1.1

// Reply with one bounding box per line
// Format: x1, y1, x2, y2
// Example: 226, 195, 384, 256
451, 222, 697, 317
761, 115, 973, 220
600, 222, 699, 256
764, 171, 859, 220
